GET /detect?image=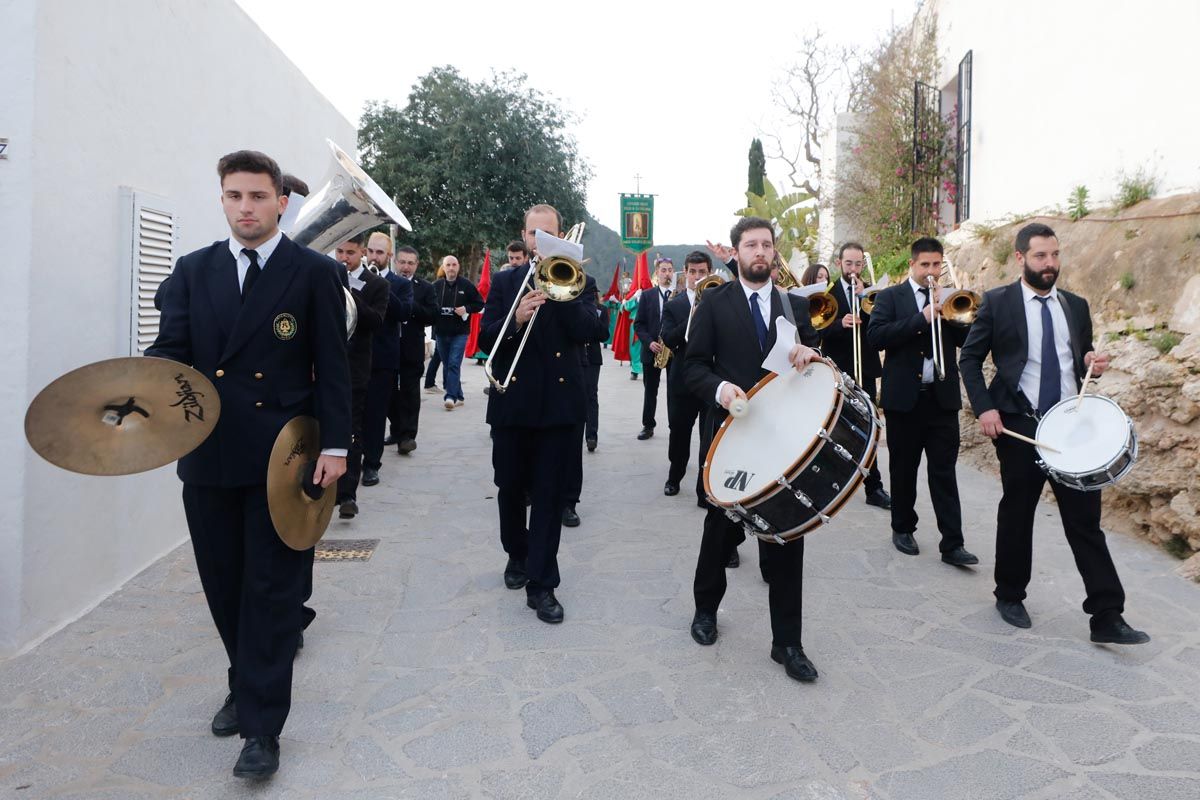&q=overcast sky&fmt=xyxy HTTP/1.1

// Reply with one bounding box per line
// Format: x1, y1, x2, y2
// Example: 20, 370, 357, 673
234, 0, 917, 244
